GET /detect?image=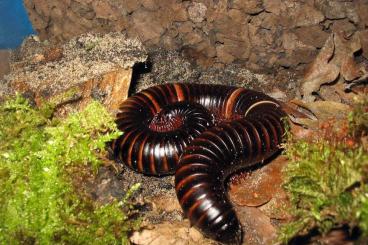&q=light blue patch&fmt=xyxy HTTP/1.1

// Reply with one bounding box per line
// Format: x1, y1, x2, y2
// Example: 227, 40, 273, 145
0, 0, 36, 49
